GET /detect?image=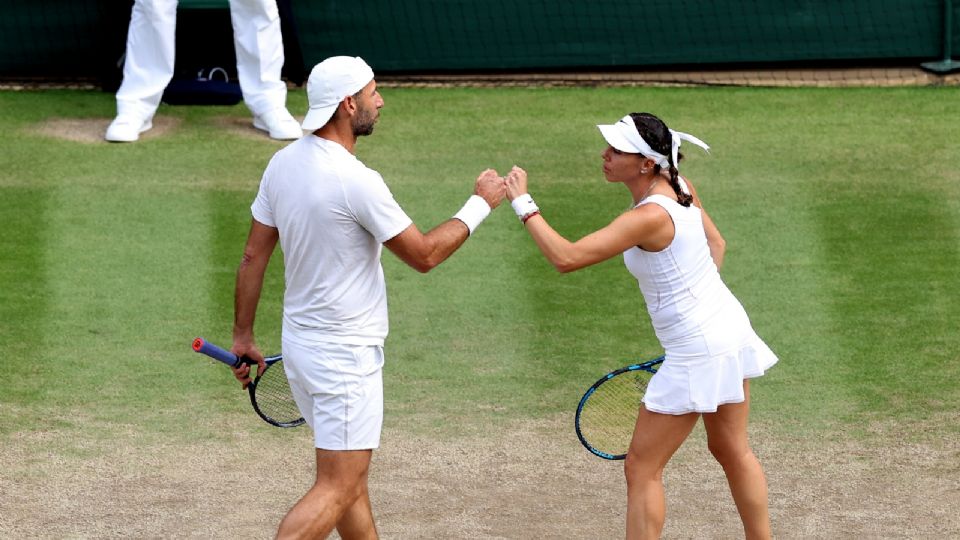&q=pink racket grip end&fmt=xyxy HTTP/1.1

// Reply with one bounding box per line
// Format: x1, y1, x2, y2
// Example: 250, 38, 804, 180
192, 337, 242, 368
